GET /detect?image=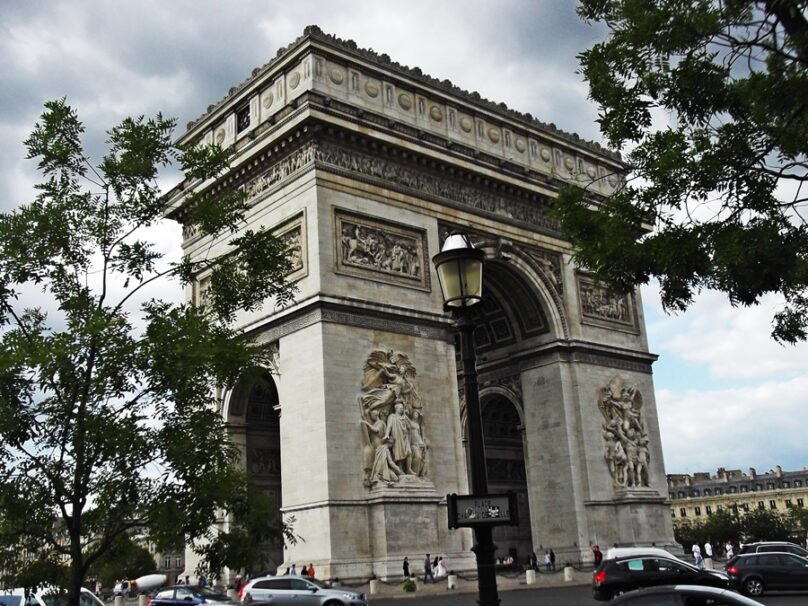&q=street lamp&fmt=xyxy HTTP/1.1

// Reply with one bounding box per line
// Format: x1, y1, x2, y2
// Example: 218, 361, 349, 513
432, 233, 499, 606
